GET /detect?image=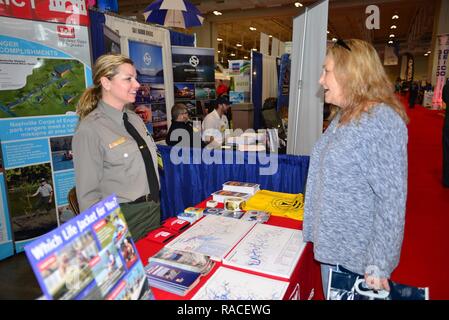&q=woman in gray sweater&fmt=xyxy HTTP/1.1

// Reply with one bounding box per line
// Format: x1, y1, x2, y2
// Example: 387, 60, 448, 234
303, 39, 409, 297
